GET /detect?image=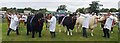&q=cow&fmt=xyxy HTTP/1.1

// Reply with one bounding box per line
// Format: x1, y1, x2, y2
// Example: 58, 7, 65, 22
75, 14, 100, 36
59, 13, 77, 36
26, 12, 44, 38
